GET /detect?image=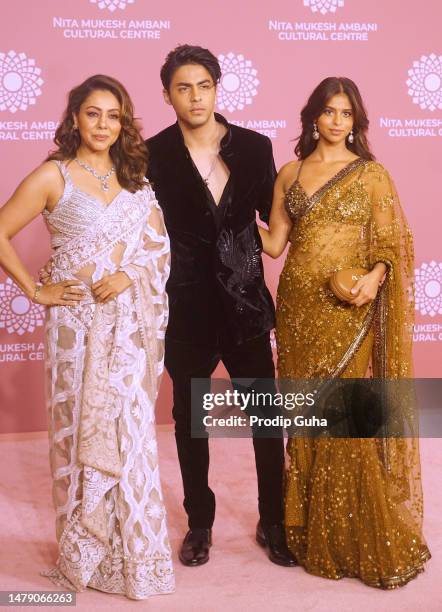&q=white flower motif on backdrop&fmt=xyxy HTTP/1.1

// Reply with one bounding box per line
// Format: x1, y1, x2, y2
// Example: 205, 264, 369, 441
89, 0, 135, 11
406, 54, 442, 111
216, 53, 259, 113
0, 51, 43, 113
303, 0, 344, 15
0, 278, 45, 335
414, 261, 442, 317
90, 0, 135, 13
